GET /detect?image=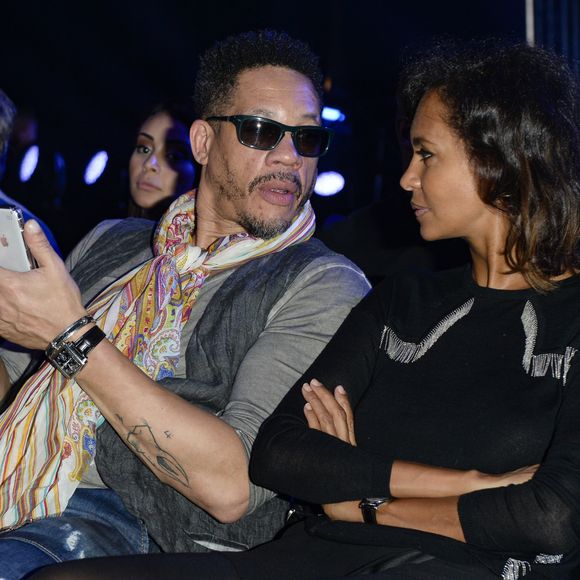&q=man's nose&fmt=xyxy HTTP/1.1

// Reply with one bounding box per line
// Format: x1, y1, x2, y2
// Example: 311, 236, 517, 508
266, 132, 302, 167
